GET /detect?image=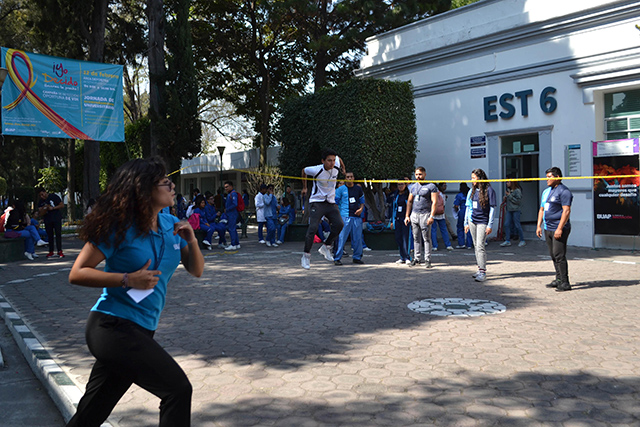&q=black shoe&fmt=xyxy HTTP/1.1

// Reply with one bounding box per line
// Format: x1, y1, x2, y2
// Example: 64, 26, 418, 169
555, 282, 572, 292
353, 259, 364, 264
409, 259, 418, 267
334, 260, 343, 266
546, 279, 561, 288
425, 261, 432, 269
